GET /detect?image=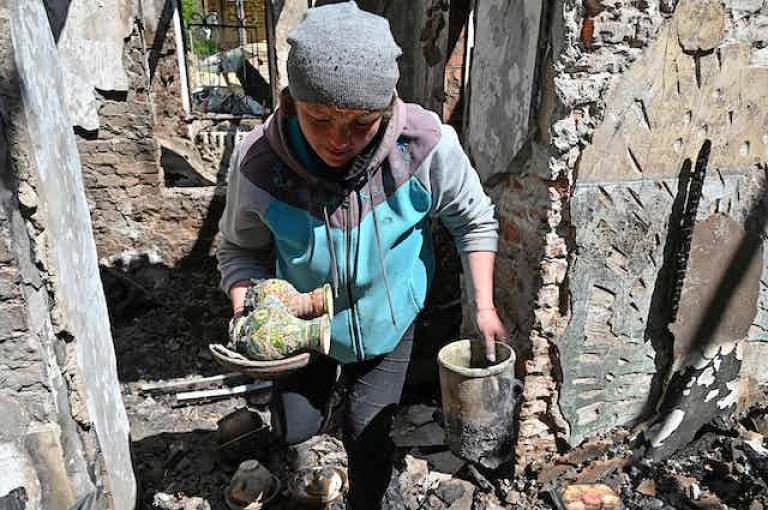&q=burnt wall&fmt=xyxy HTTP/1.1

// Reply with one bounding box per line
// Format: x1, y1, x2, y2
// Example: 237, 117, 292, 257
562, 0, 768, 454
468, 0, 768, 469
71, 1, 225, 266
1, 2, 135, 508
